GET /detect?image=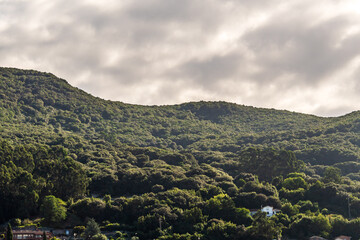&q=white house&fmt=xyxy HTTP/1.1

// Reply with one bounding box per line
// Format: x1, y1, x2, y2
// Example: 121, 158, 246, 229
250, 206, 281, 217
